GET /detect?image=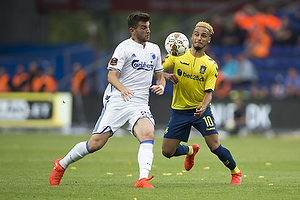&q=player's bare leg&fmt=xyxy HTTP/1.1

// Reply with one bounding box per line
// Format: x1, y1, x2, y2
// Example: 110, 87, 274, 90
88, 132, 111, 152
162, 138, 181, 158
